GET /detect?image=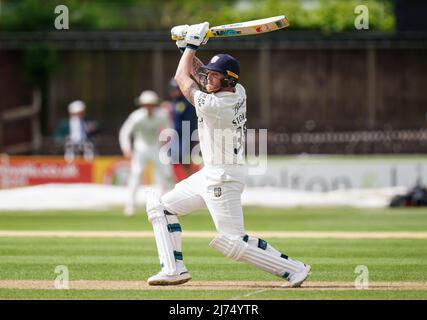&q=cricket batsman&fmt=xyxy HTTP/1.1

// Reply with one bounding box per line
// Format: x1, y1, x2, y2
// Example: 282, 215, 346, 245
145, 22, 311, 287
